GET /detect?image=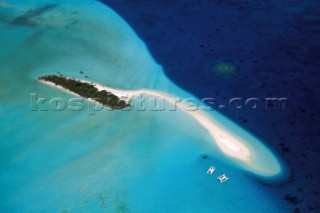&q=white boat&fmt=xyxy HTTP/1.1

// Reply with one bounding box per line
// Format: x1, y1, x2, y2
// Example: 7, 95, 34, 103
217, 174, 229, 183
207, 166, 215, 175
